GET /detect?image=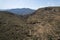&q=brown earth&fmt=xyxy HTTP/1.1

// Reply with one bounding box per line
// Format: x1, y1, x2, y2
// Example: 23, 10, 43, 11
0, 7, 60, 40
